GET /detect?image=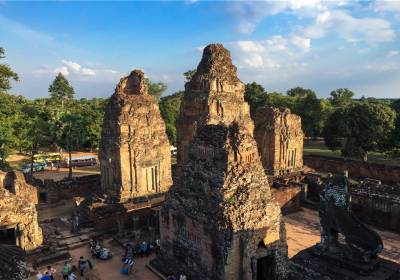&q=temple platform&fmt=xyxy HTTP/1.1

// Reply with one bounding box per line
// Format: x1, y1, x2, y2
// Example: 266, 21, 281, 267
291, 245, 400, 280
